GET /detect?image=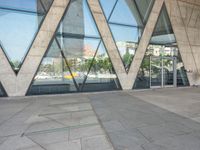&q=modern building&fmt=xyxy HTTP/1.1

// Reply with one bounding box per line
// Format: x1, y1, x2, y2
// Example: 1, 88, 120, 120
0, 0, 200, 97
